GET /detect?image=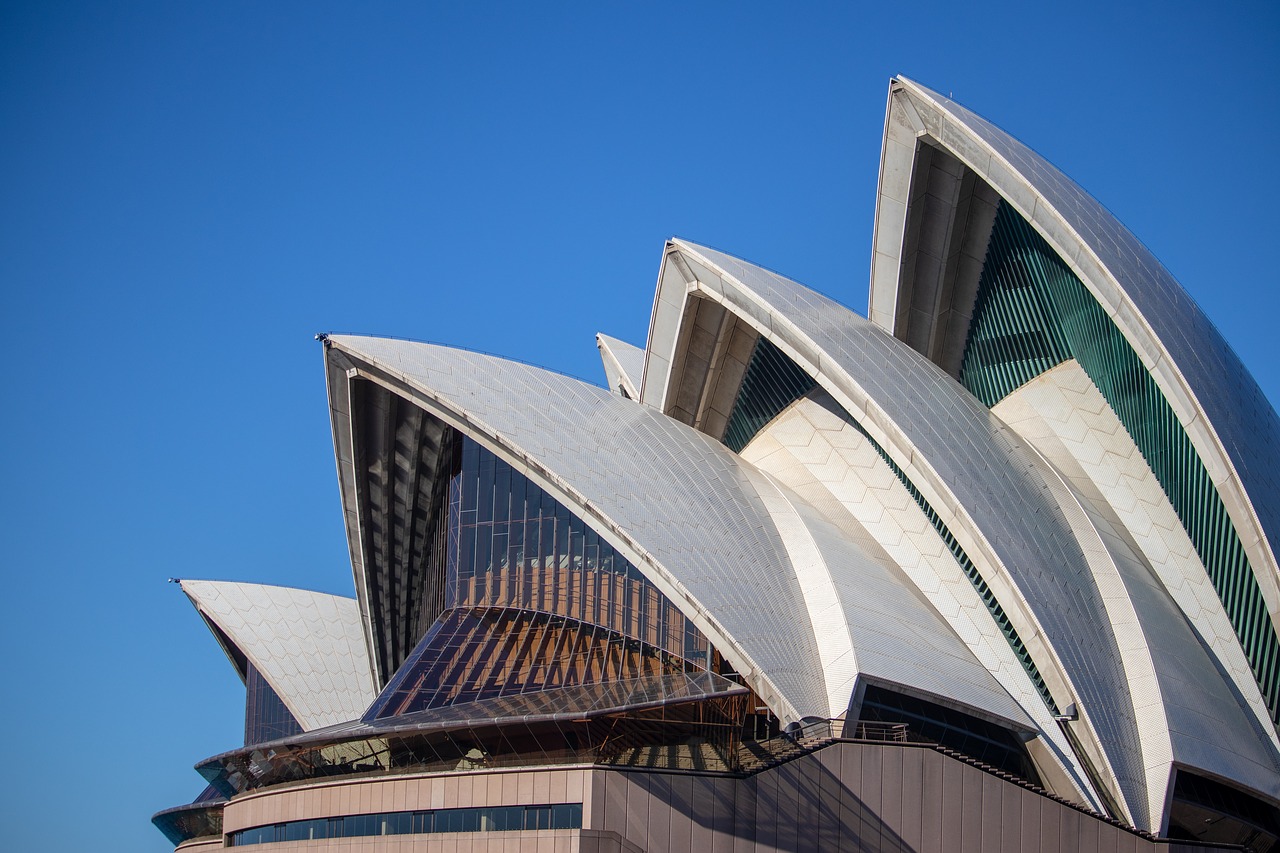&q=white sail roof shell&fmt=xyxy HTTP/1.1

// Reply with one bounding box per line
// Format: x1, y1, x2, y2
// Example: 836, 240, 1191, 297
325, 334, 1031, 731
596, 333, 644, 399
181, 580, 377, 730
644, 237, 1280, 828
872, 76, 1280, 632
